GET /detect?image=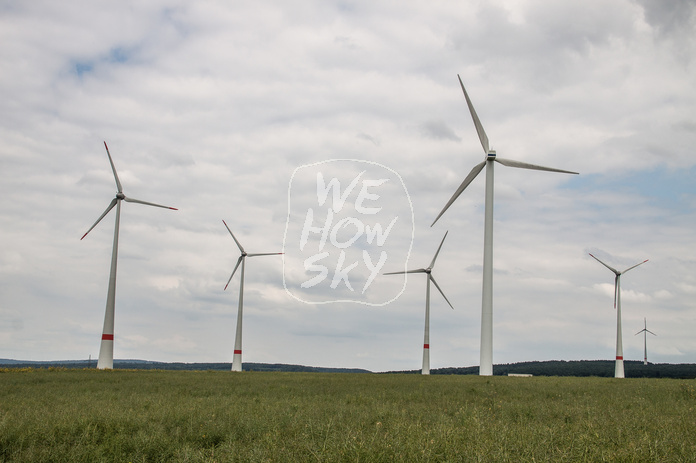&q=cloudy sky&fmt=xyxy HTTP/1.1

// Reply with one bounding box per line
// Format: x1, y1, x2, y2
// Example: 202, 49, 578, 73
1, 0, 694, 372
